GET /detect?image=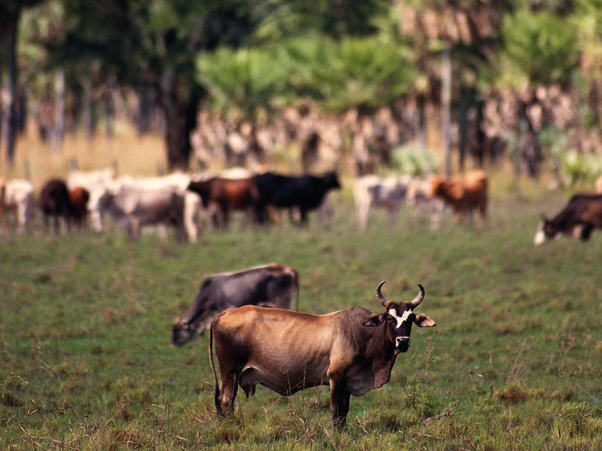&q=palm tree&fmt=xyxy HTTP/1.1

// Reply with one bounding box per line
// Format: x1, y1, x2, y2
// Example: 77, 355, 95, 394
494, 8, 579, 176
196, 47, 287, 166
396, 0, 504, 174
278, 34, 416, 174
